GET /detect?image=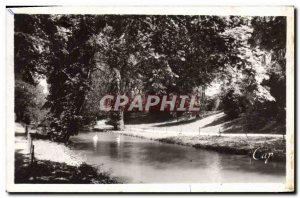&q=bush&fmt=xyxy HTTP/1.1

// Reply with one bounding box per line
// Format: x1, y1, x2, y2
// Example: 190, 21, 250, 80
205, 96, 221, 111
221, 89, 245, 118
